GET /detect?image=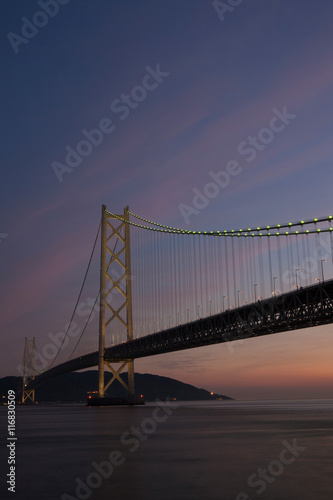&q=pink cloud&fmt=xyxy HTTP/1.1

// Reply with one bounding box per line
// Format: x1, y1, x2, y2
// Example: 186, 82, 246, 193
0, 225, 96, 329
26, 199, 64, 223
